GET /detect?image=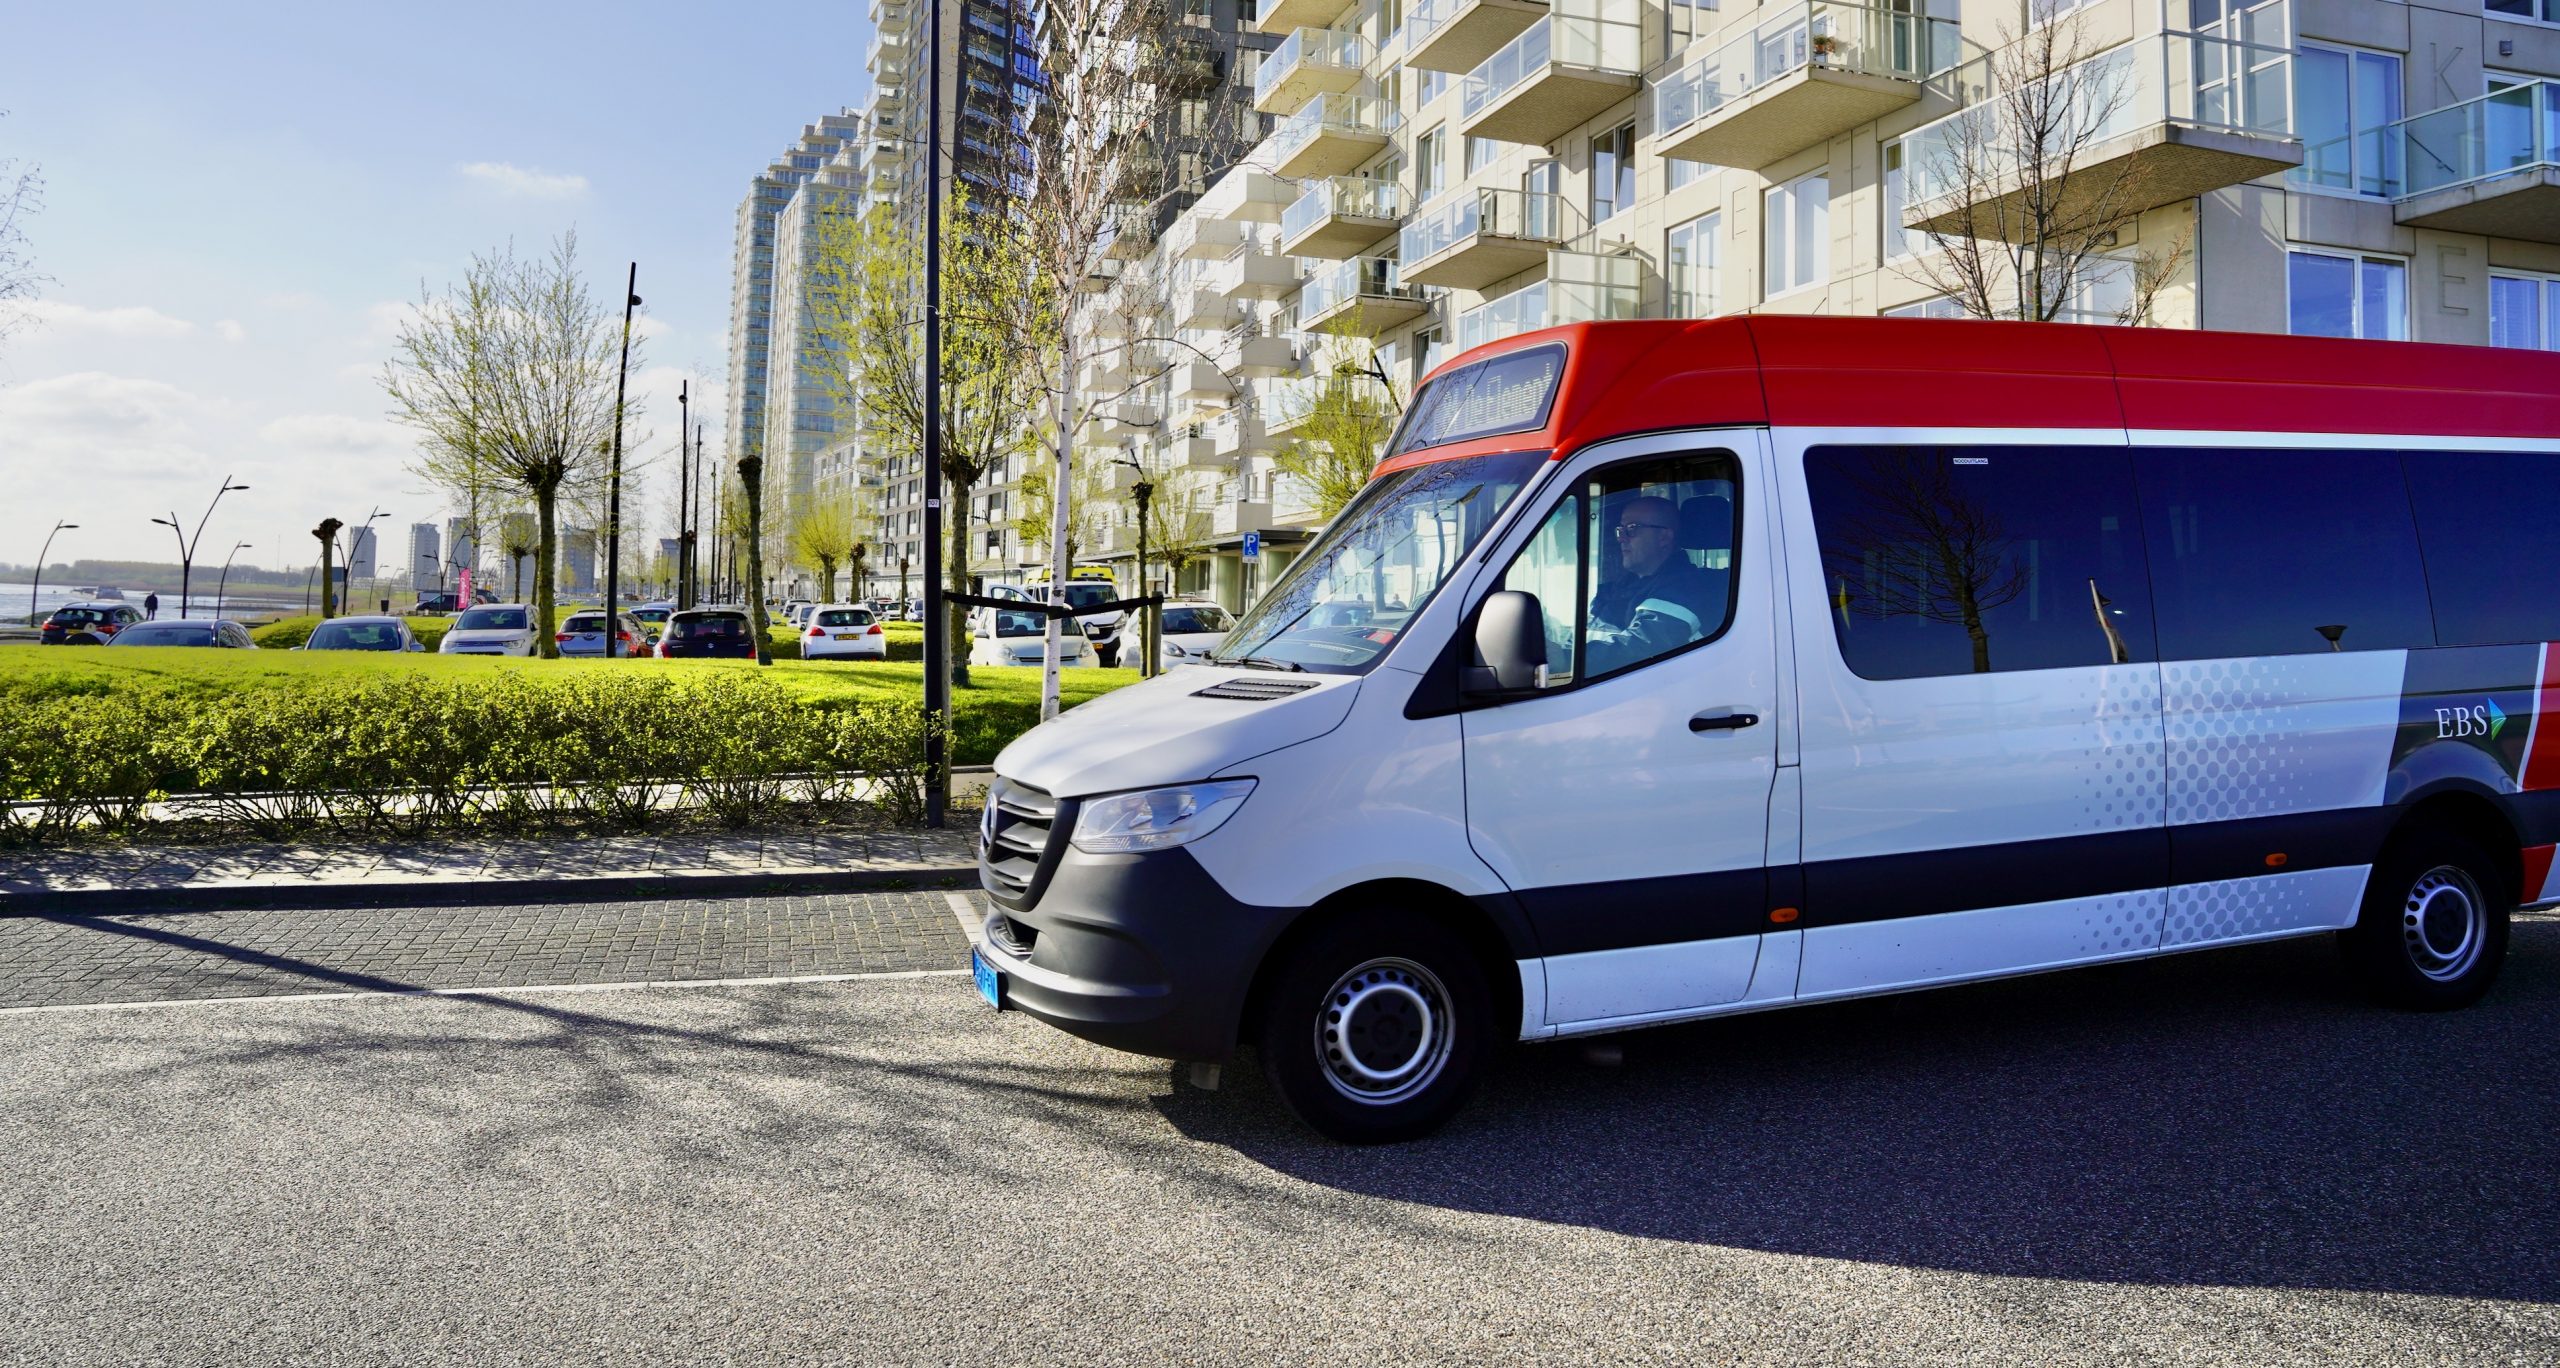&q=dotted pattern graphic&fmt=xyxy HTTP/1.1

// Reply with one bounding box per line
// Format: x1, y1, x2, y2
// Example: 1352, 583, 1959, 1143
2071, 891, 2163, 956
2163, 655, 2402, 826
2073, 668, 2165, 833
2163, 866, 2368, 948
